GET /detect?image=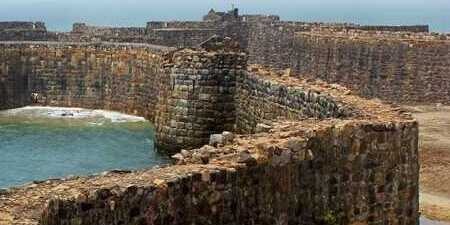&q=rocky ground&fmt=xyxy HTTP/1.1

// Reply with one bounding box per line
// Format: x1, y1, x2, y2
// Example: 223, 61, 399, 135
406, 105, 450, 222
